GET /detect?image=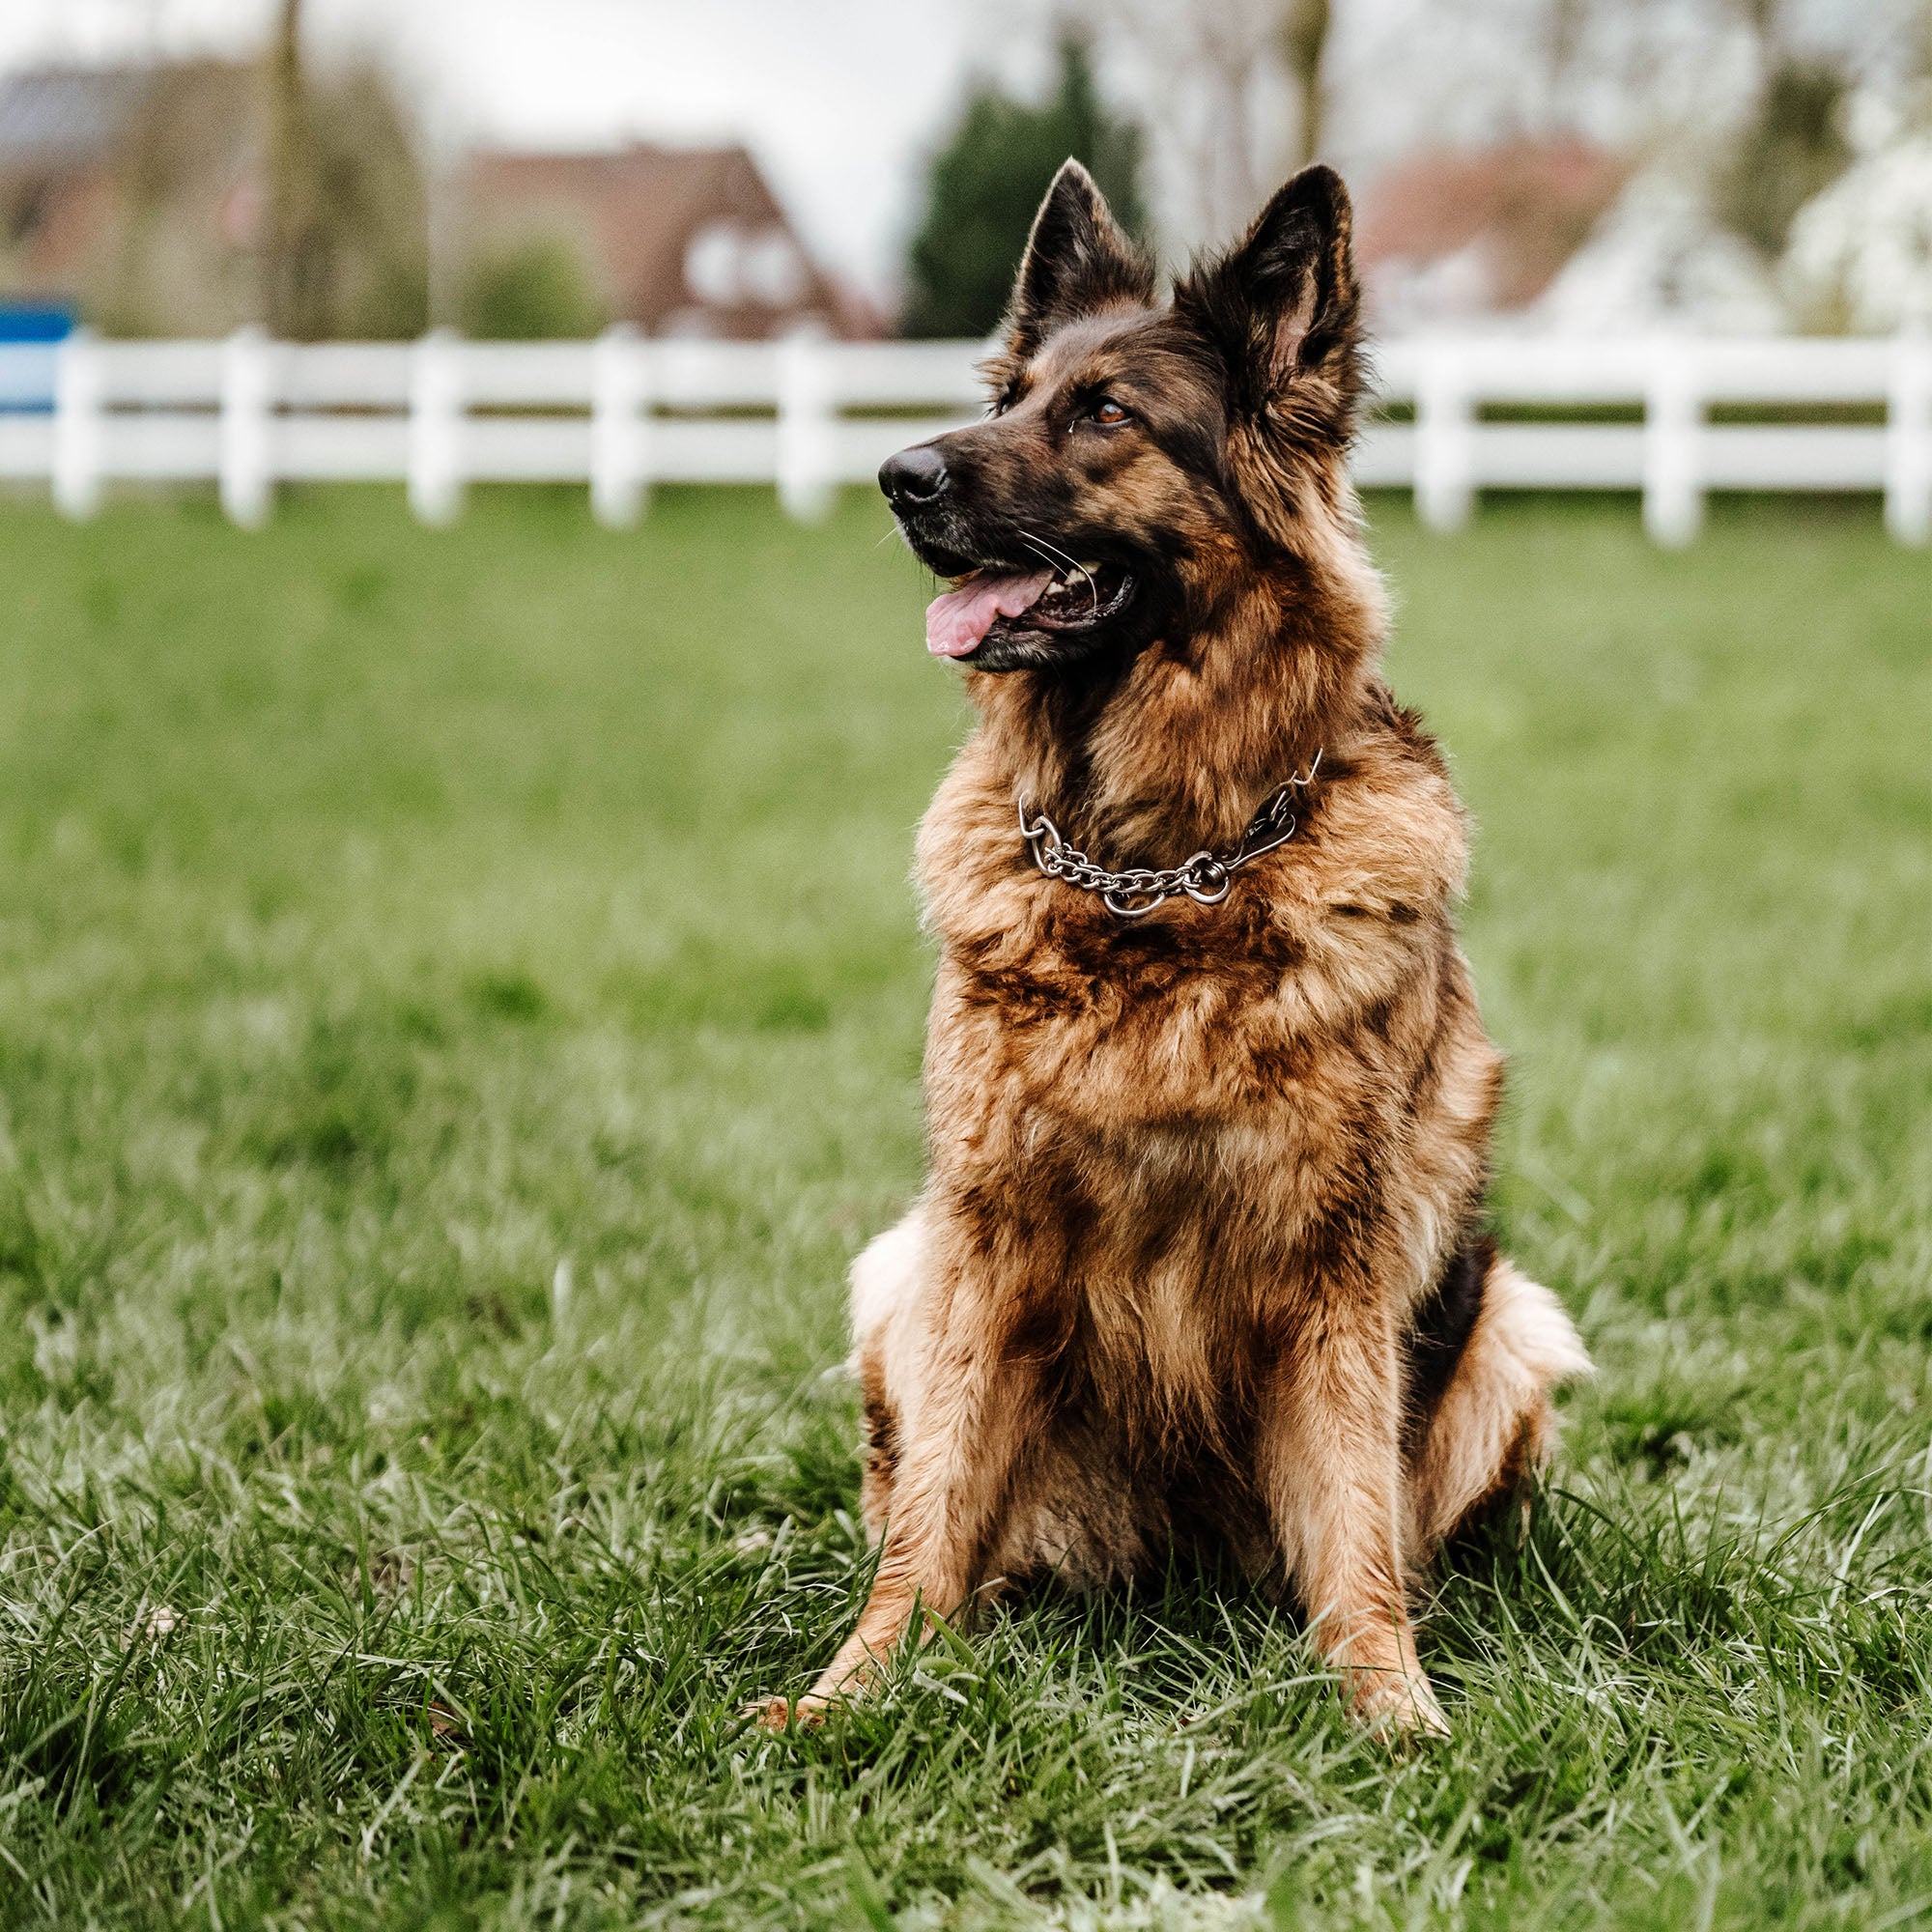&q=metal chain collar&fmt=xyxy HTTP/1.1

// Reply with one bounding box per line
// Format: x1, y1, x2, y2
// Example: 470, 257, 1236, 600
1017, 753, 1321, 919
